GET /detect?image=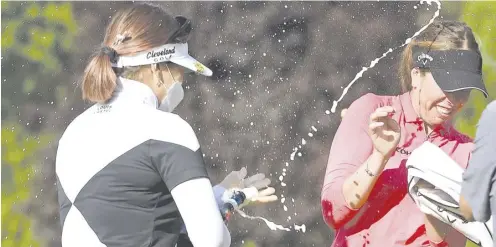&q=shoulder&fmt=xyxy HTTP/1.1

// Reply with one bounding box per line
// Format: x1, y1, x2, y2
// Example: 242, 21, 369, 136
58, 105, 97, 145
349, 92, 394, 110
148, 110, 200, 151
344, 93, 391, 120
458, 101, 496, 170
485, 100, 496, 111
350, 93, 383, 107
150, 110, 194, 133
